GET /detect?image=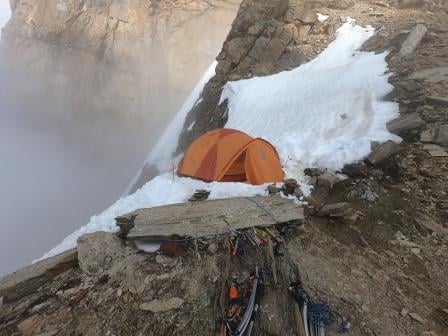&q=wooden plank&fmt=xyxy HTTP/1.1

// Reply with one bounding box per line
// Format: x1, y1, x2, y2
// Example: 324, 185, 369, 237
118, 195, 304, 240
0, 249, 78, 303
